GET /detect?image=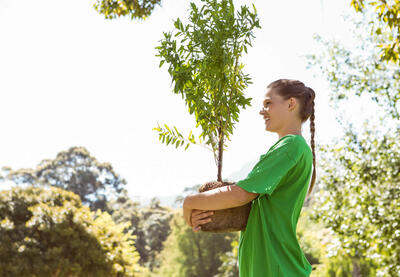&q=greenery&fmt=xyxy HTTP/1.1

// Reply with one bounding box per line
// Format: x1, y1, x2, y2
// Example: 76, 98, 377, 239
3, 146, 126, 212
153, 0, 260, 181
0, 186, 144, 277
1, 148, 174, 275
306, 9, 400, 277
2, 0, 400, 276
109, 192, 173, 271
306, 12, 400, 120
93, 0, 162, 20
350, 0, 400, 64
151, 210, 238, 277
